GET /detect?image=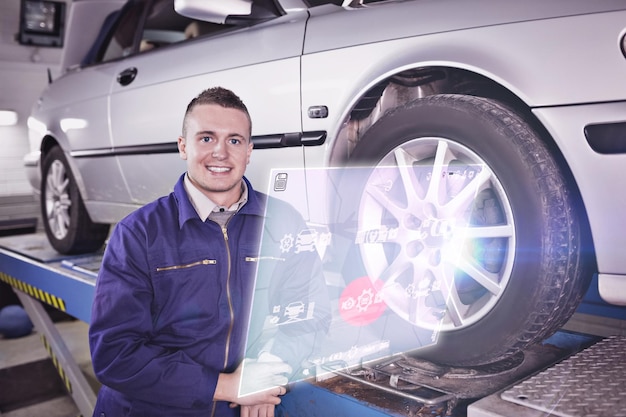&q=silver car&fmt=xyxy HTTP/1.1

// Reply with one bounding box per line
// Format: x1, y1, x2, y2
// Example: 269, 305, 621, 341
25, 0, 626, 366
